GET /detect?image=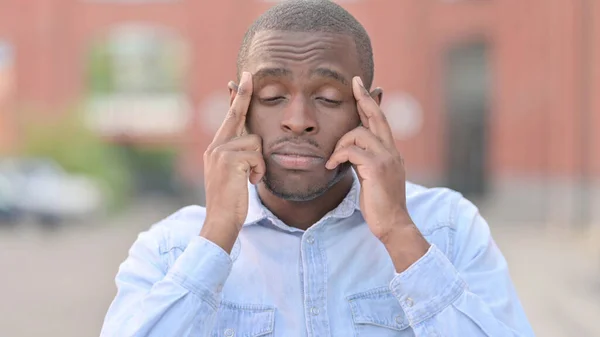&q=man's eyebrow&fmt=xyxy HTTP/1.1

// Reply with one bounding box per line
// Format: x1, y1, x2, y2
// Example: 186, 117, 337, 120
311, 68, 349, 86
253, 67, 292, 81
